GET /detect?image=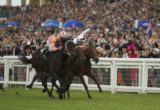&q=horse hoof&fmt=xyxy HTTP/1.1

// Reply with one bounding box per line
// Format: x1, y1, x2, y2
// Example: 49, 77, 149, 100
26, 85, 32, 89
42, 89, 46, 93
88, 96, 92, 99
